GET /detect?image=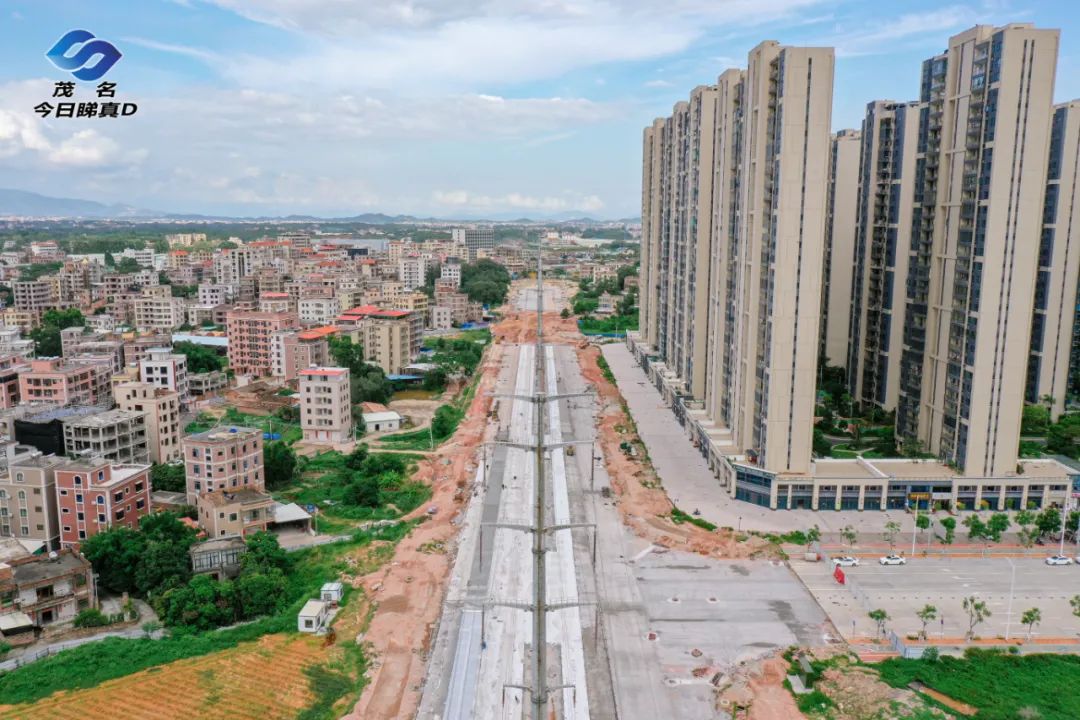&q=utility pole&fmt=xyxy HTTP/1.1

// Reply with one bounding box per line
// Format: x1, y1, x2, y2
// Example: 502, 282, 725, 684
491, 240, 594, 720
